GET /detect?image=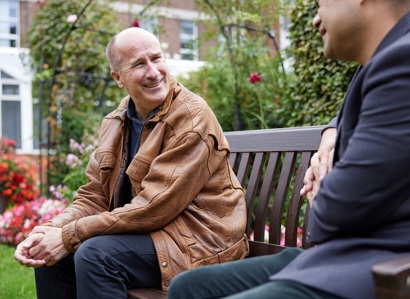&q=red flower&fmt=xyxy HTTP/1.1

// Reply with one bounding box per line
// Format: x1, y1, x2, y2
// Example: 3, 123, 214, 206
249, 73, 262, 84
0, 137, 39, 206
132, 20, 140, 27
36, 1, 46, 8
